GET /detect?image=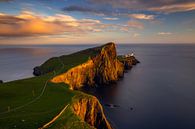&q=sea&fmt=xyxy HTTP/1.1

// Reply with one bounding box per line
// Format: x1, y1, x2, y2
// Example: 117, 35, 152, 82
0, 44, 195, 129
